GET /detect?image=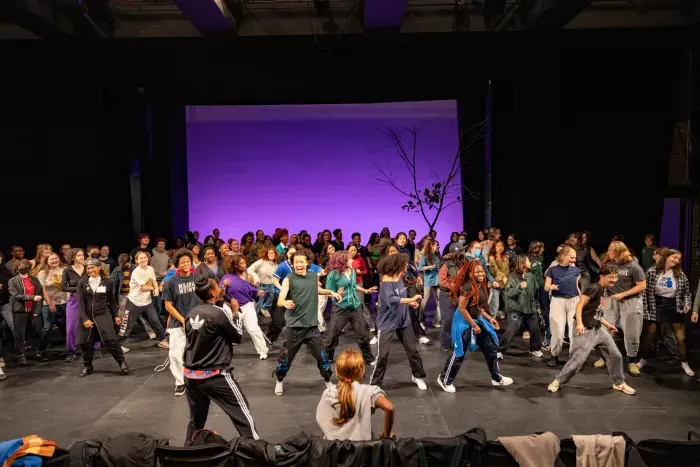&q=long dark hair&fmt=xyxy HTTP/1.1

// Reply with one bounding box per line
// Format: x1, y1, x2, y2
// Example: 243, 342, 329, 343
448, 260, 488, 306
655, 249, 683, 277
512, 254, 530, 277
